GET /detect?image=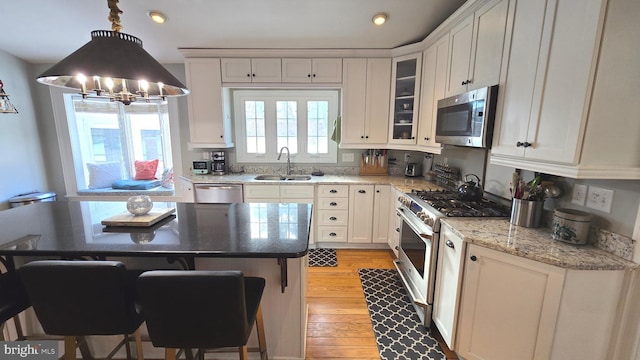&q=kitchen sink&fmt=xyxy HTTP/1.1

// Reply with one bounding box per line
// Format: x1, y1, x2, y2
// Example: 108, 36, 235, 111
253, 174, 312, 181
254, 175, 286, 180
